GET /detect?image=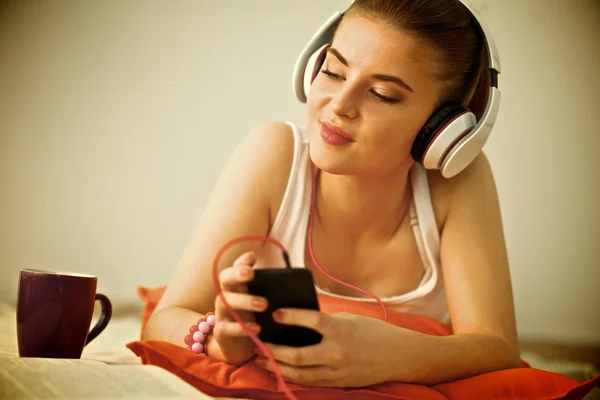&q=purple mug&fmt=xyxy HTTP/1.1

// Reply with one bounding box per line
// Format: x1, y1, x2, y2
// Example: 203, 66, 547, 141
16, 269, 112, 359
